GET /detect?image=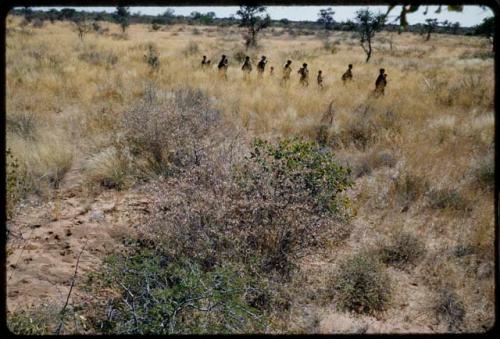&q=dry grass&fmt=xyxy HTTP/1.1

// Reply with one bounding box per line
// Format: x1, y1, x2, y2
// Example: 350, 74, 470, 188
5, 15, 494, 333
